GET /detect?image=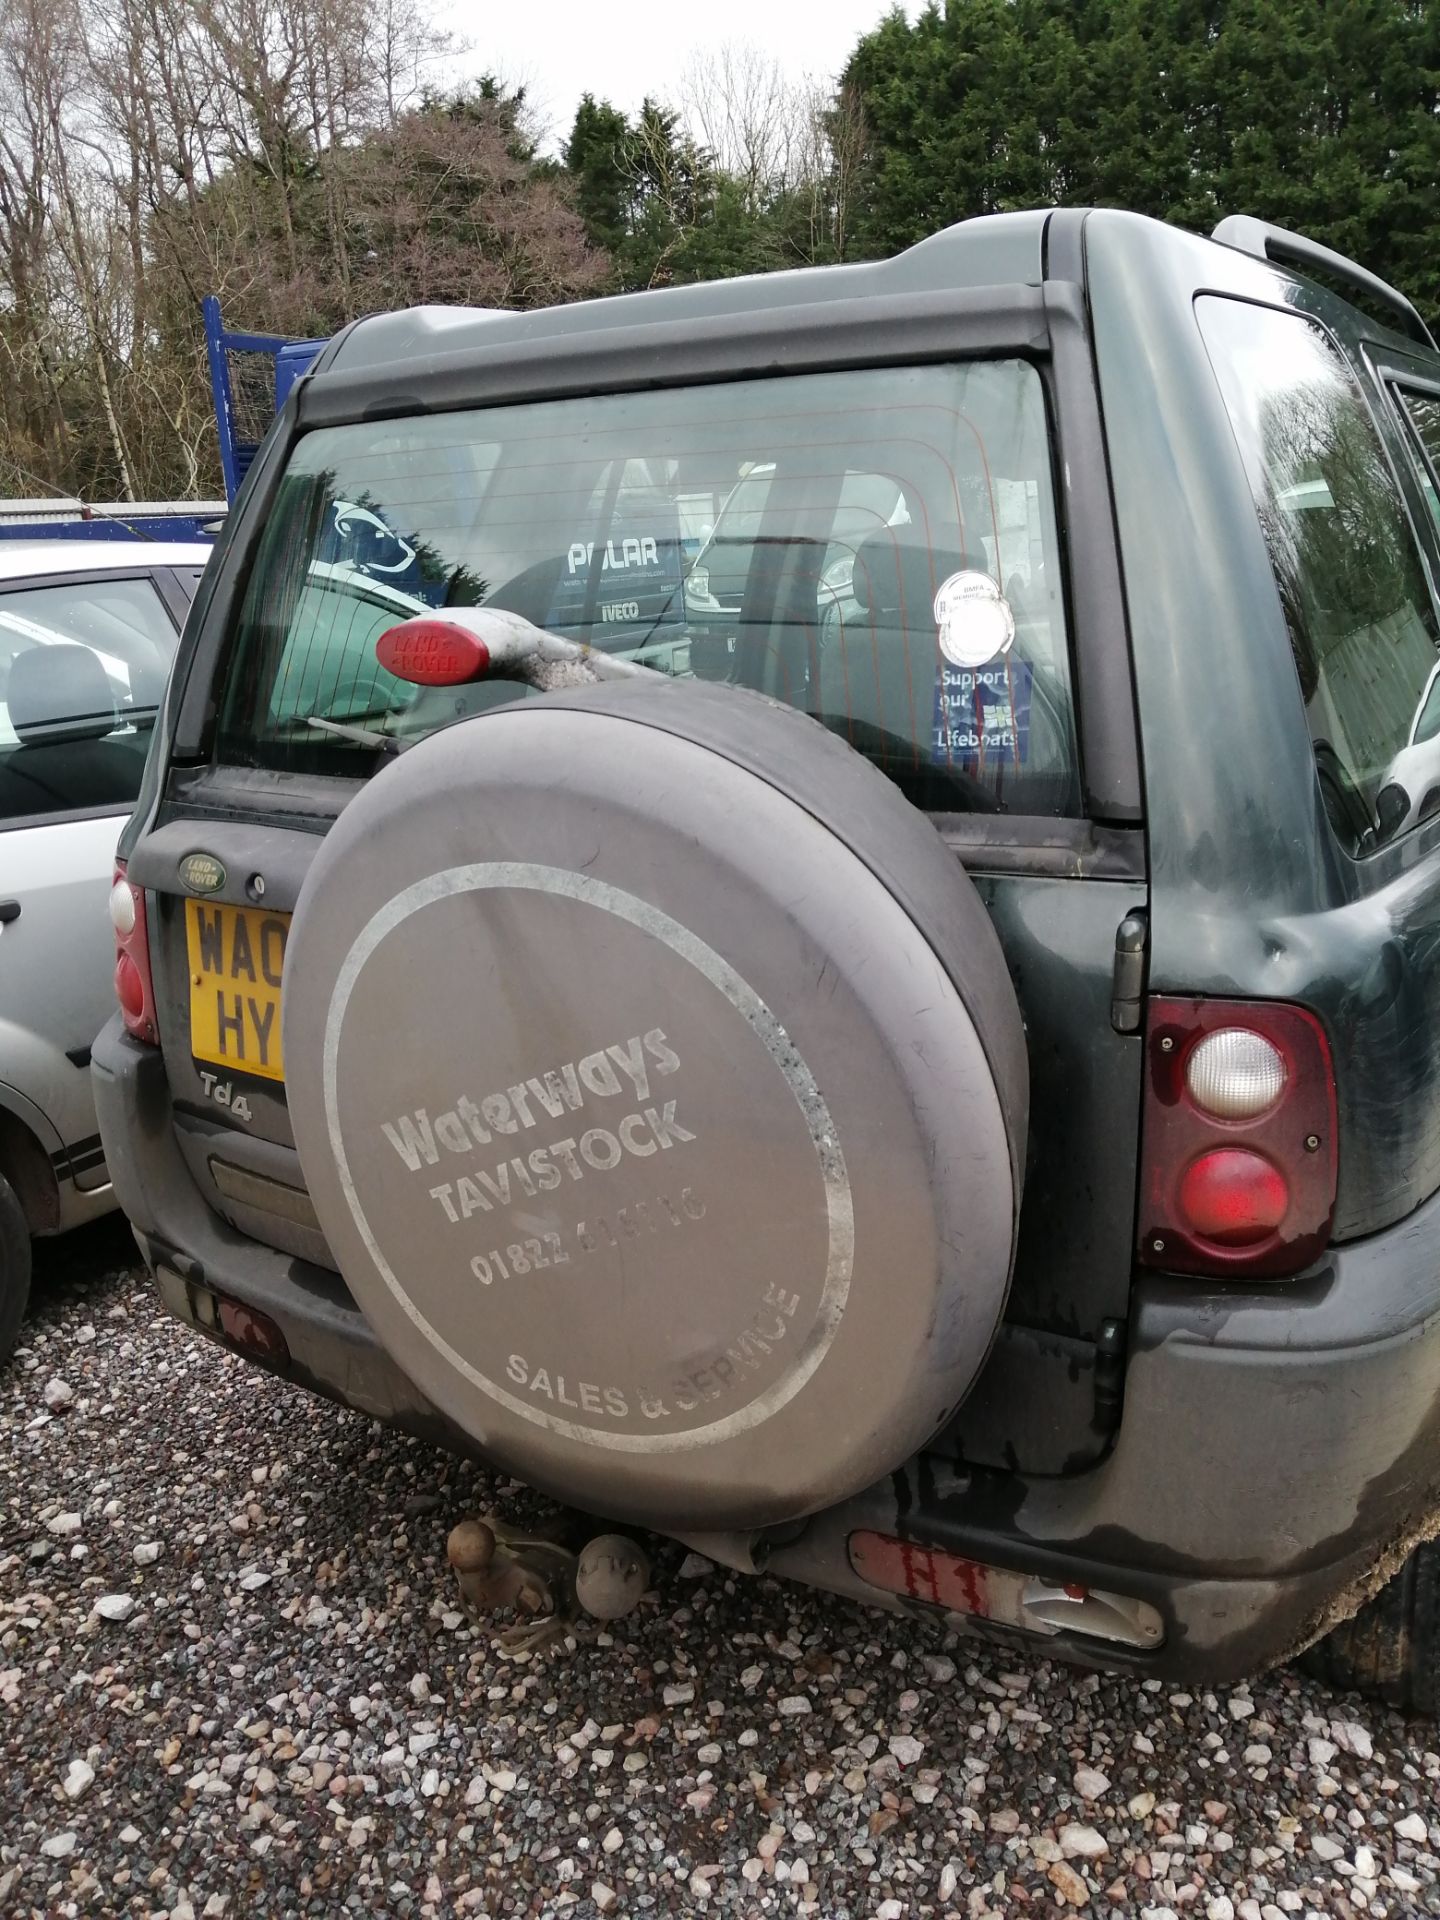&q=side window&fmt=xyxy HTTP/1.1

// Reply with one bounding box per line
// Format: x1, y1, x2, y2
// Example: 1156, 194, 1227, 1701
1392, 387, 1440, 536
0, 575, 179, 827
1198, 297, 1440, 854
